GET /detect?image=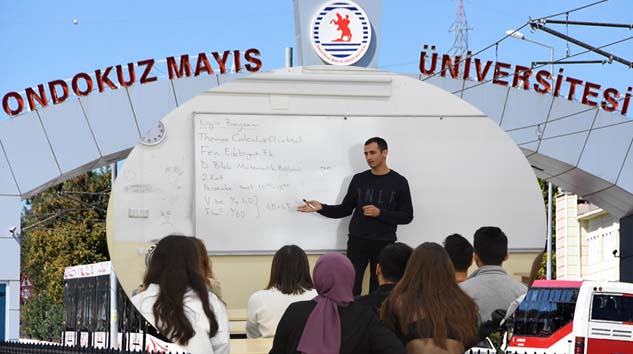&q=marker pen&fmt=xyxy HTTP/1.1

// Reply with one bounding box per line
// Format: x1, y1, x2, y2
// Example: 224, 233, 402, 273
302, 198, 316, 210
